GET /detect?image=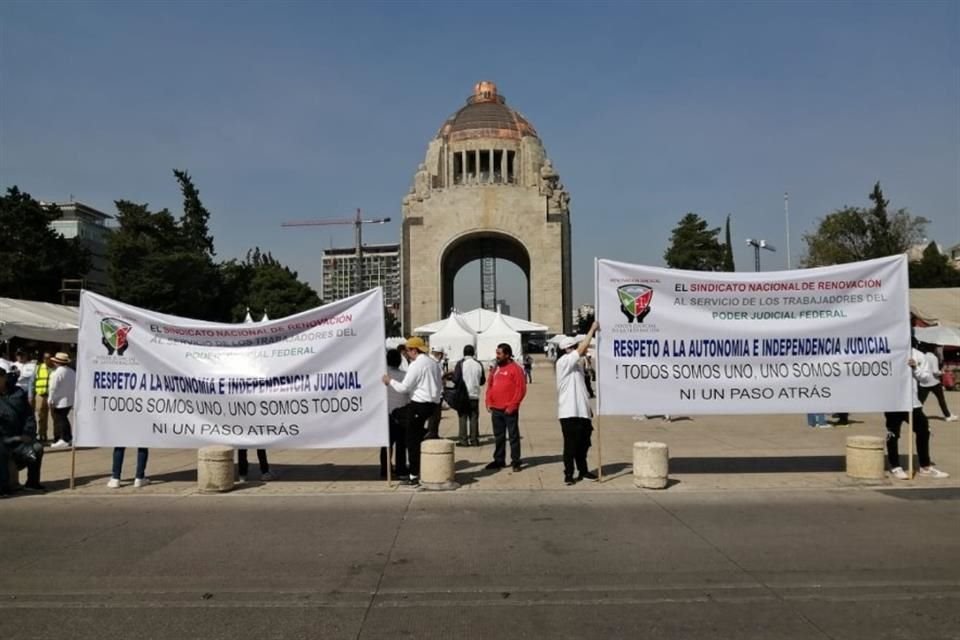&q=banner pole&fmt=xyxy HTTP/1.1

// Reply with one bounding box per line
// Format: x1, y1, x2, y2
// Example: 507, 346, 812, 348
908, 409, 915, 480
386, 444, 392, 487
596, 415, 604, 482
69, 443, 77, 490
594, 257, 604, 482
